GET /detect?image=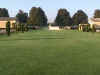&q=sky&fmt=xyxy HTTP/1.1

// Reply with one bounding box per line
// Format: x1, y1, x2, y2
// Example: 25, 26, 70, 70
0, 0, 100, 22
